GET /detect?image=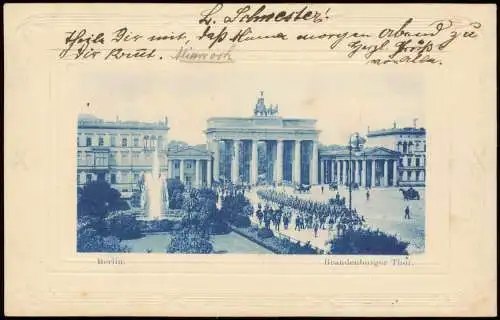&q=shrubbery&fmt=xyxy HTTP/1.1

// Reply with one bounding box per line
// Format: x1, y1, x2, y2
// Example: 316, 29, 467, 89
257, 227, 274, 239
165, 227, 213, 254
77, 181, 132, 252
276, 239, 317, 254
172, 222, 184, 231
230, 214, 251, 228
105, 211, 142, 240
231, 225, 321, 254
139, 219, 174, 233
77, 226, 130, 253
77, 178, 224, 253
209, 221, 231, 235
328, 228, 409, 255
